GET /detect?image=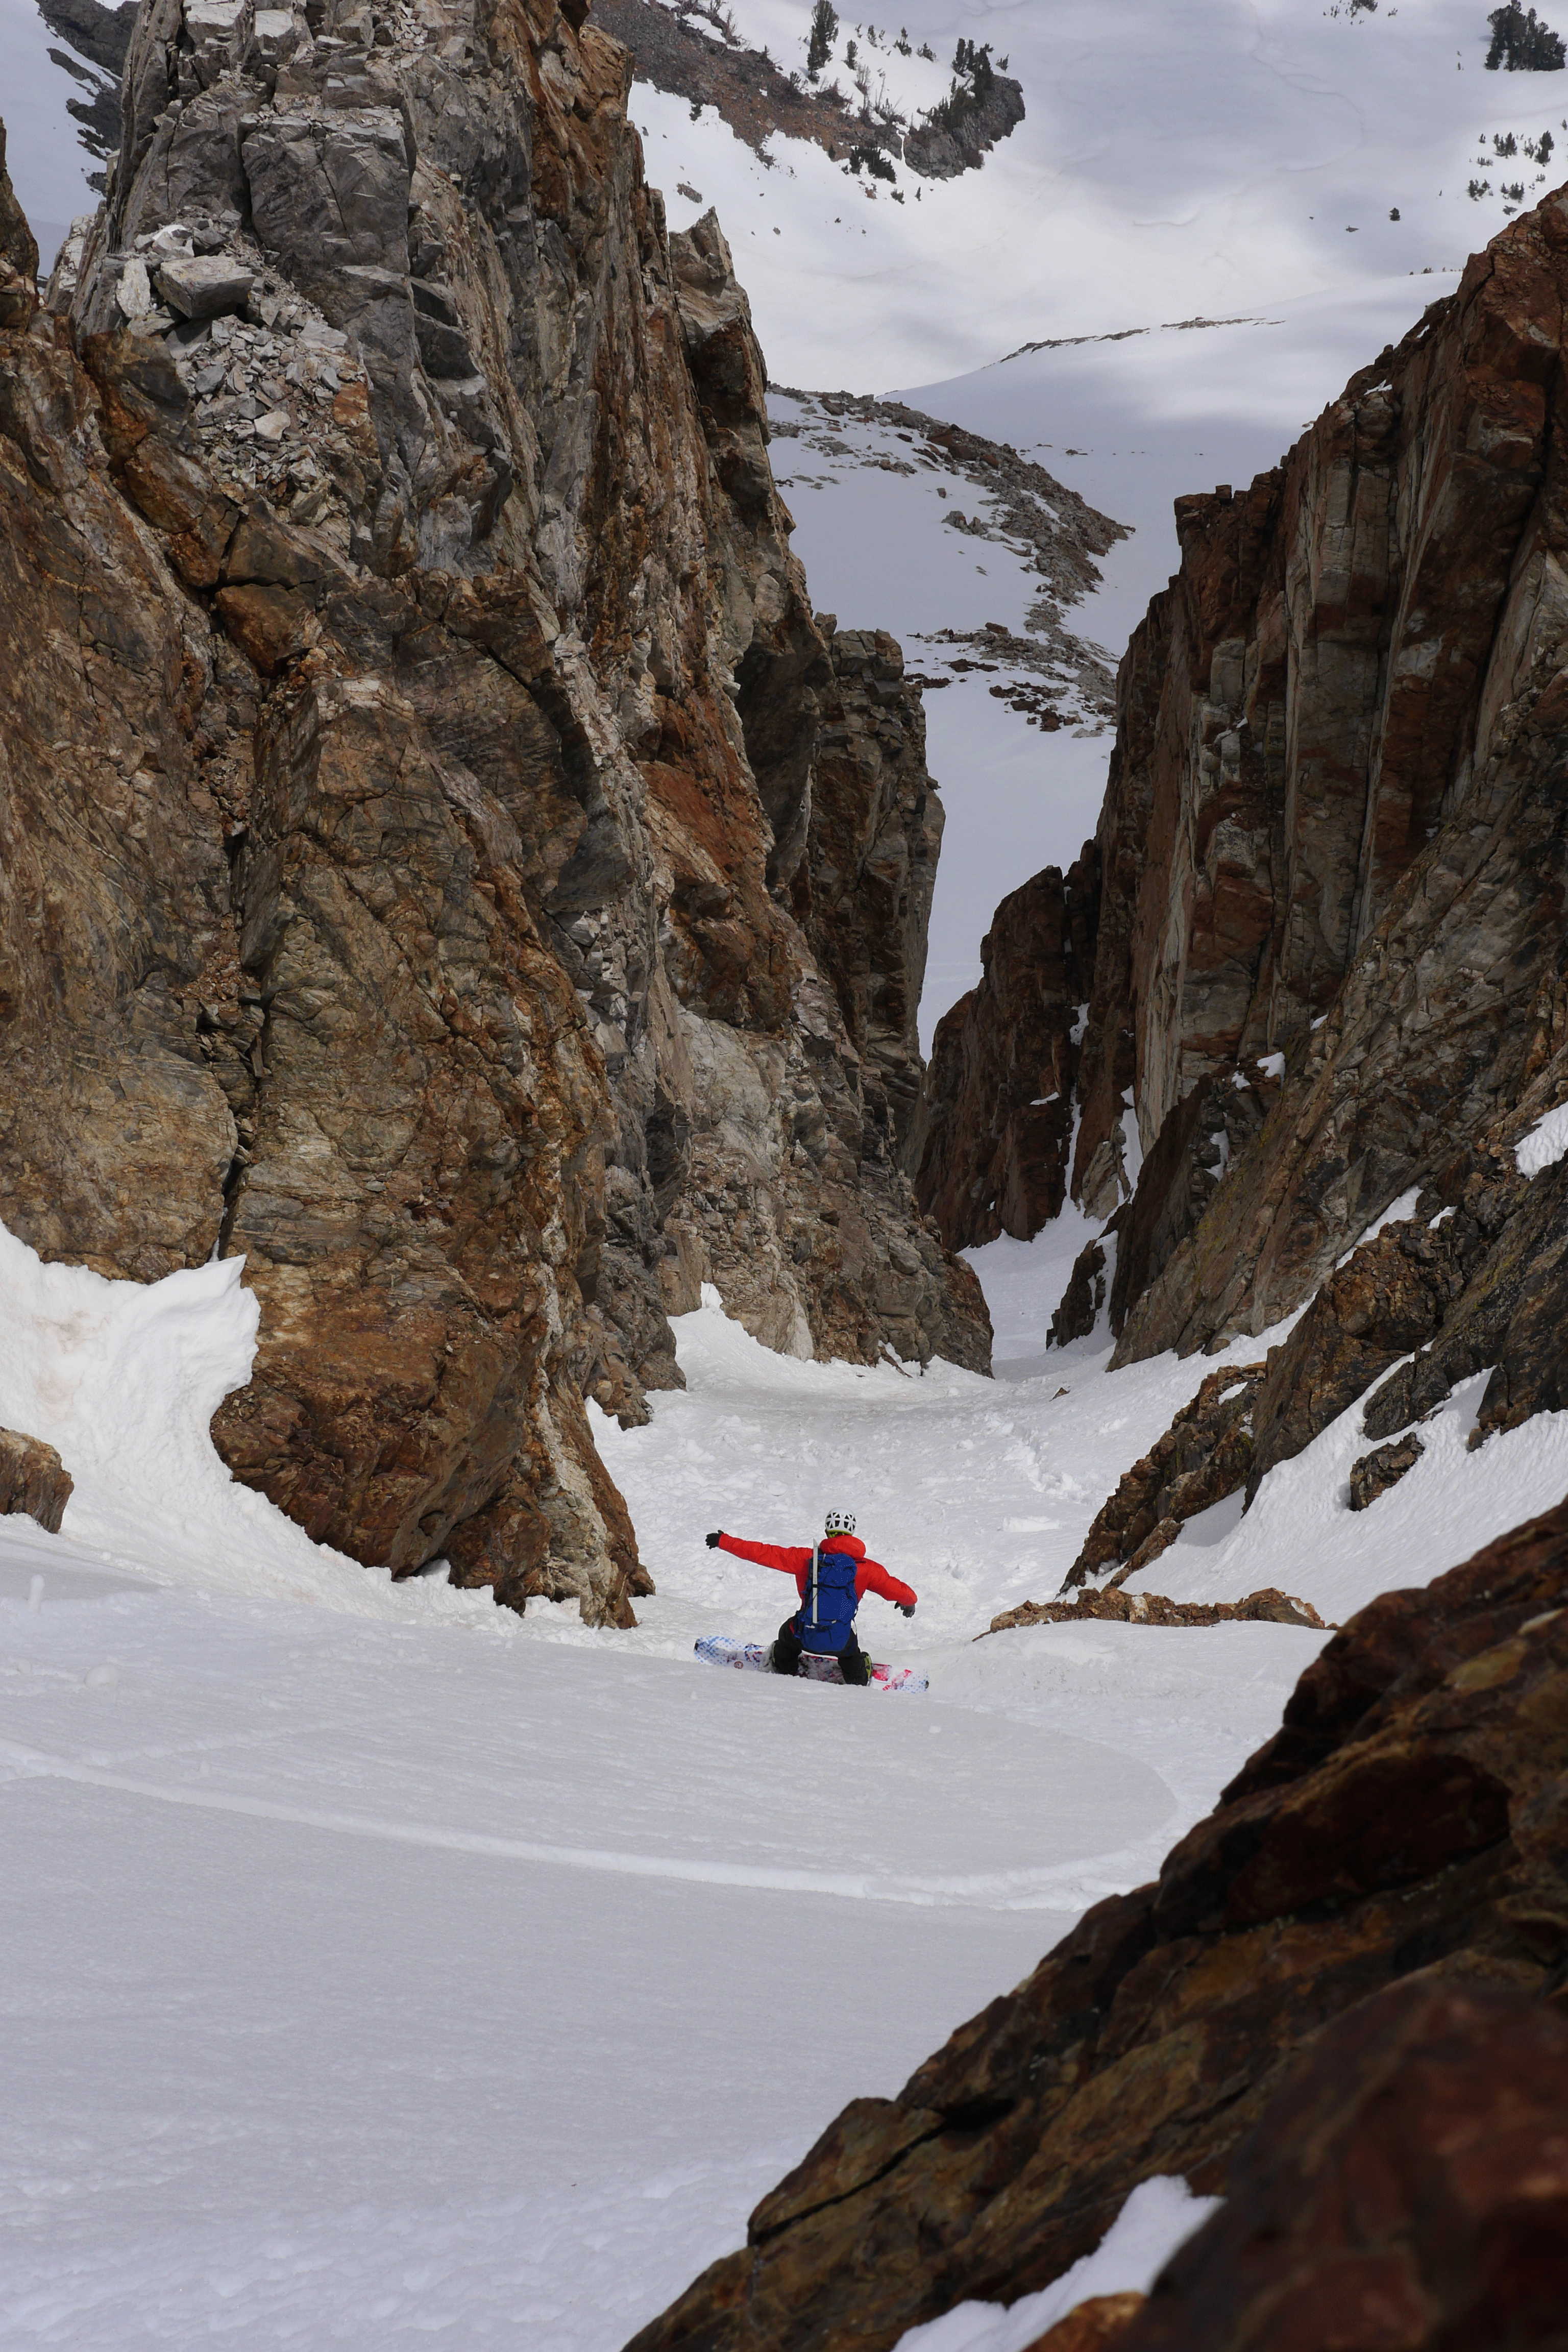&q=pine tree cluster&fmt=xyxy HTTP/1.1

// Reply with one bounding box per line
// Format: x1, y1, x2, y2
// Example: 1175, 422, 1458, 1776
924, 39, 996, 135
806, 0, 838, 77
1485, 4, 1567, 69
